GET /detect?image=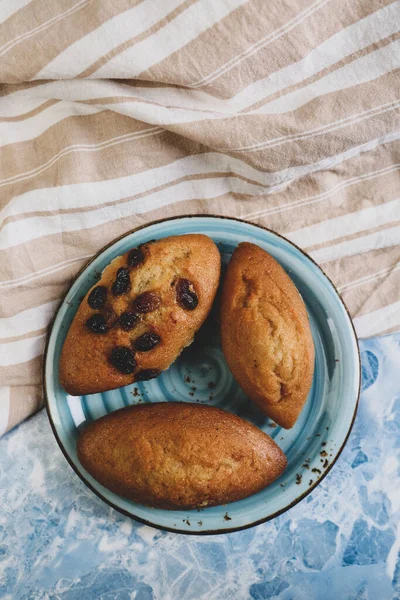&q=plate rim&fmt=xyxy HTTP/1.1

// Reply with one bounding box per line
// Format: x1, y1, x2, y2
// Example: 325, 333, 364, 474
43, 214, 361, 535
